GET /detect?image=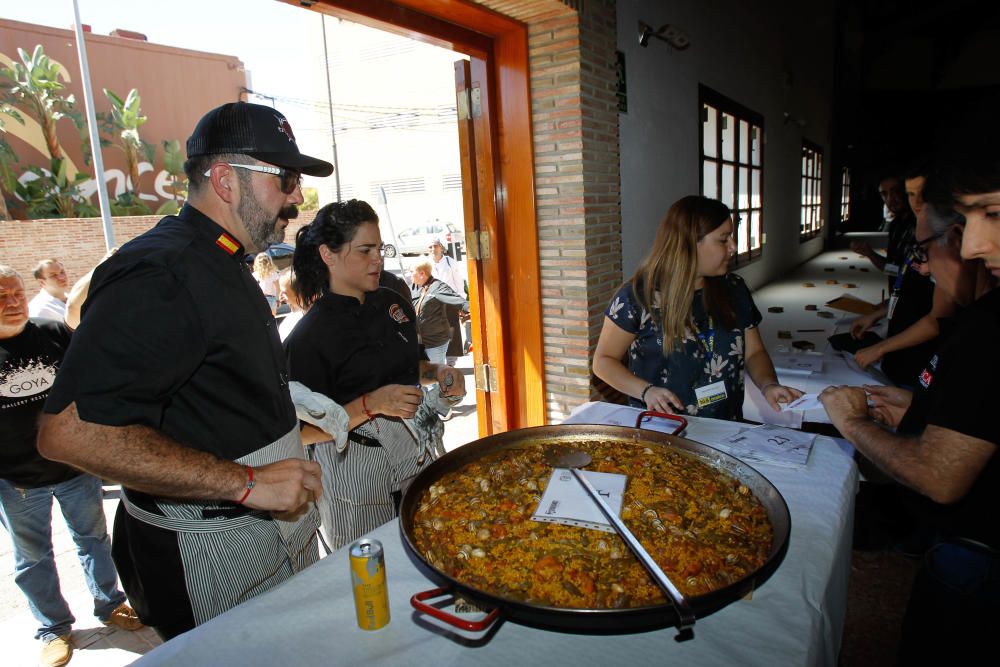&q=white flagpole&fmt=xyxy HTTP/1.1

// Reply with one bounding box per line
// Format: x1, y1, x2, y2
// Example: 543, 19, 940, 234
71, 0, 115, 249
